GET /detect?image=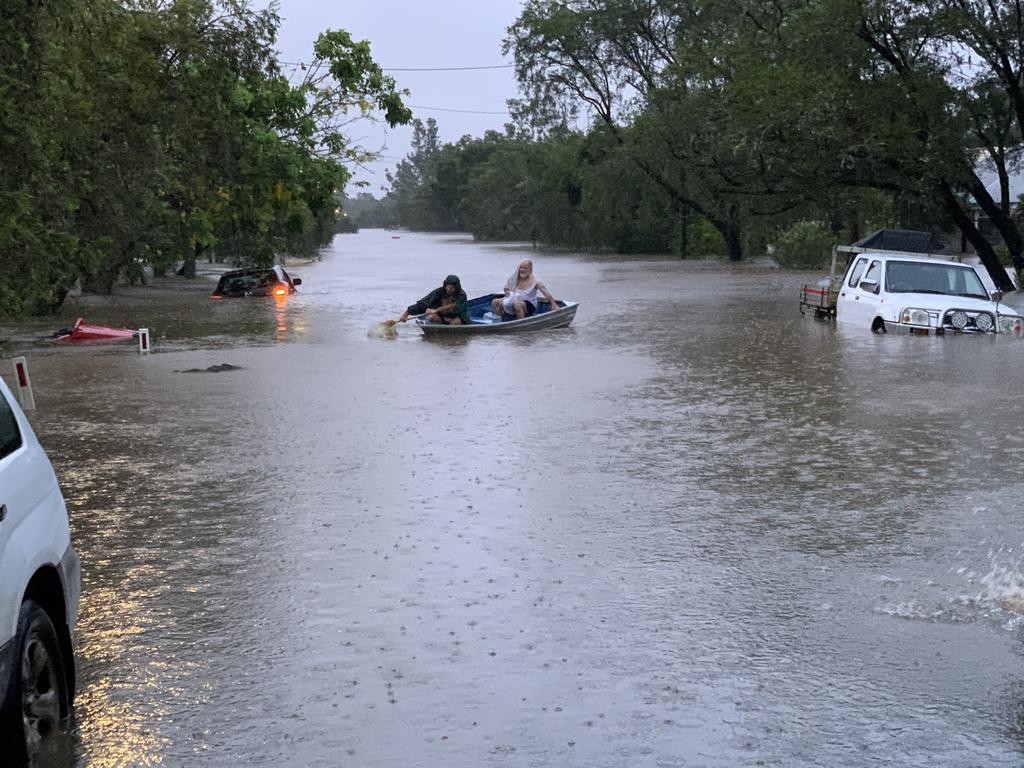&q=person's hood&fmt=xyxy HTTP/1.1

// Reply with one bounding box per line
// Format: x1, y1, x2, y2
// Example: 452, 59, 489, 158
443, 274, 462, 289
